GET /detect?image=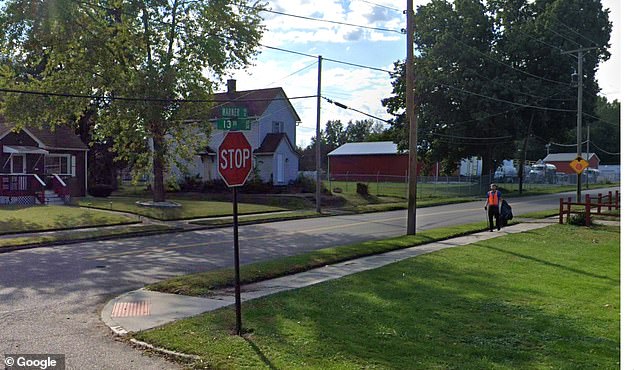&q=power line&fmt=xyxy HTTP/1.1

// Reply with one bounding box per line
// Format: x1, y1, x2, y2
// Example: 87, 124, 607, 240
432, 133, 513, 141
447, 34, 571, 87
440, 83, 575, 112
323, 96, 391, 123
591, 142, 620, 156
354, 0, 403, 13
583, 112, 619, 127
0, 87, 317, 103
261, 8, 404, 34
447, 86, 574, 126
260, 44, 393, 73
